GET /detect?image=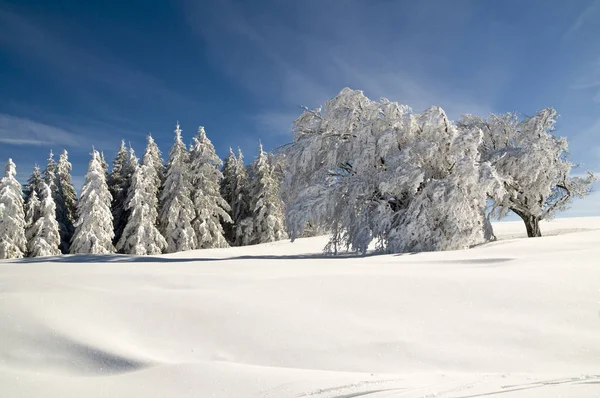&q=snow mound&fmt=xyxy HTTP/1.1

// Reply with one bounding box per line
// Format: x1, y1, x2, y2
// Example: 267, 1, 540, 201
1, 217, 599, 397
